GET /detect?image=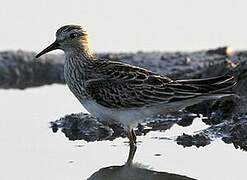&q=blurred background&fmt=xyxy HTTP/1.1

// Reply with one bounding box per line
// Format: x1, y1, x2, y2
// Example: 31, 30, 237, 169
1, 0, 247, 52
